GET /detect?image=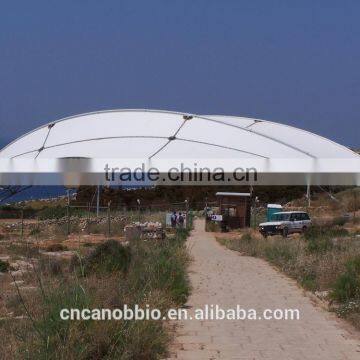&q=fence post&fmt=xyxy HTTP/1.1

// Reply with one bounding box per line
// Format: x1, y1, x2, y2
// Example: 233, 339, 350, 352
354, 189, 357, 222
137, 199, 141, 222
107, 201, 111, 237
20, 208, 24, 241
66, 189, 70, 236
87, 202, 90, 234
